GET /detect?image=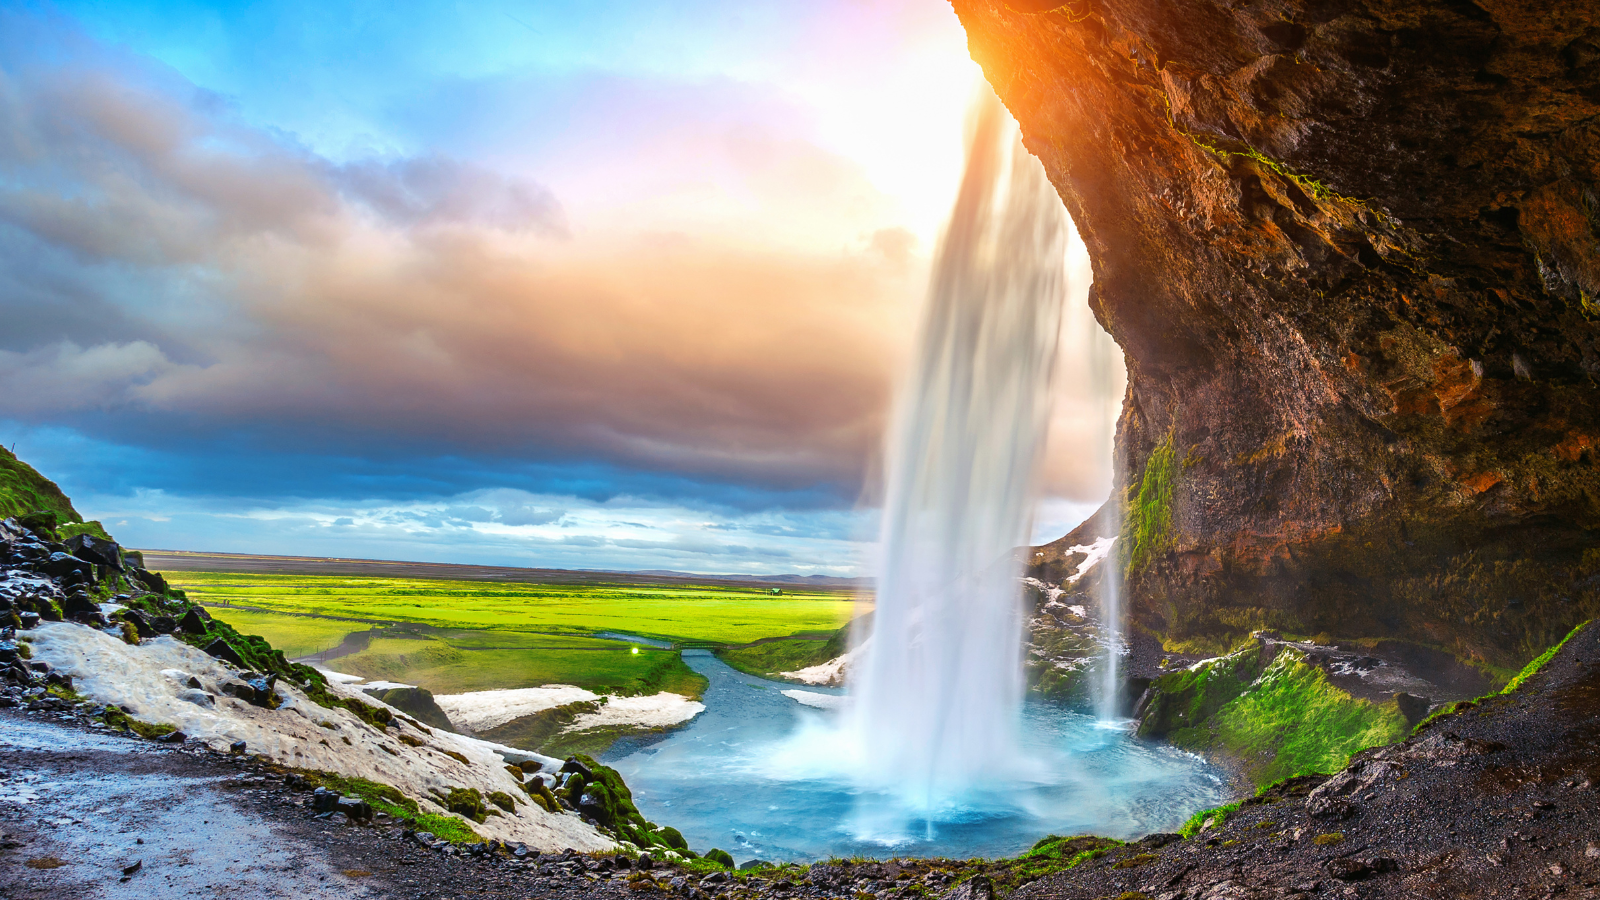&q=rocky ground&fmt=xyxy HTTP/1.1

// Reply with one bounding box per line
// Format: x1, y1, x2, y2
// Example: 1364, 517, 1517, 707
5, 621, 1598, 900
